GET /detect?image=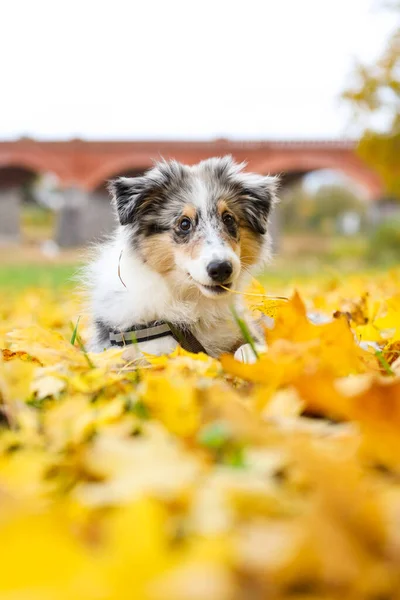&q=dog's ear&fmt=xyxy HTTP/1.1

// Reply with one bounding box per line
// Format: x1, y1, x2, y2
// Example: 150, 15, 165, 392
239, 174, 280, 235
210, 157, 279, 236
108, 161, 187, 226
108, 176, 152, 226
